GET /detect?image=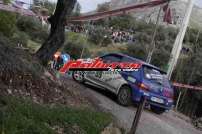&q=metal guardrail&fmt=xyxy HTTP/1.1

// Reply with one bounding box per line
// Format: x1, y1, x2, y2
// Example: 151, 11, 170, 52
69, 0, 169, 22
